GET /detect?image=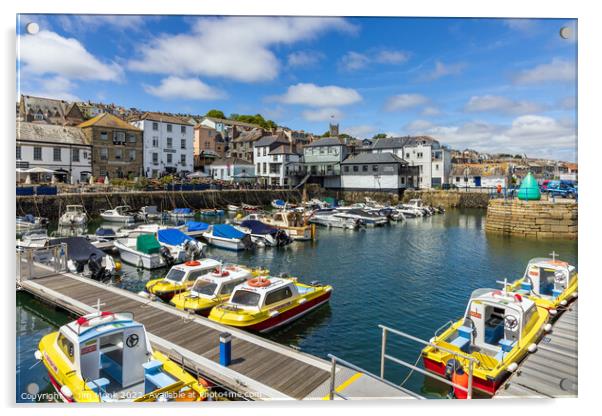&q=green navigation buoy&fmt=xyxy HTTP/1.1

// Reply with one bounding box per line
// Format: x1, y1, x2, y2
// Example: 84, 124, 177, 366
517, 172, 541, 200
